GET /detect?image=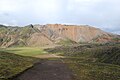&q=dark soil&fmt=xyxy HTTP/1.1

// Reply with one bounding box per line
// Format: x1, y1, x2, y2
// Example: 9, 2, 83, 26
14, 60, 74, 80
